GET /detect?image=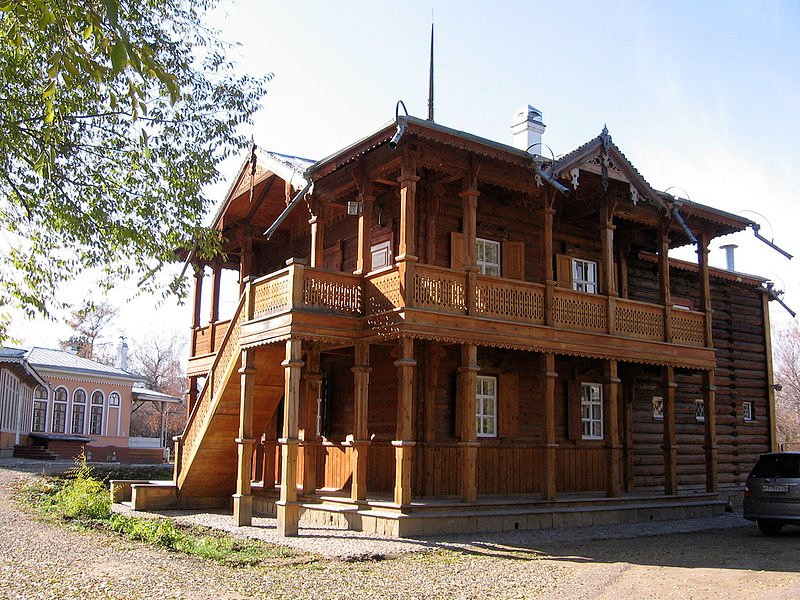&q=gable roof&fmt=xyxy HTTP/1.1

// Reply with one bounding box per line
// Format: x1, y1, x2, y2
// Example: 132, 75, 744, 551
210, 147, 315, 230
26, 347, 142, 385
